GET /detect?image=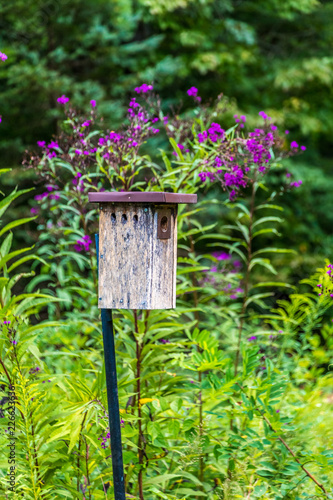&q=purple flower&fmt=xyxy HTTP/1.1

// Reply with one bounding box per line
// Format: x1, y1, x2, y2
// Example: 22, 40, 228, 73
285, 130, 289, 134
109, 131, 122, 143
30, 207, 39, 215
301, 145, 306, 151
290, 141, 298, 148
46, 184, 59, 192
187, 86, 198, 97
247, 336, 257, 342
224, 166, 247, 191
290, 180, 302, 188
11, 340, 17, 345
48, 141, 59, 149
37, 141, 46, 148
49, 193, 60, 200
34, 192, 49, 201
259, 111, 268, 120
74, 235, 92, 252
208, 122, 224, 142
0, 52, 8, 62
57, 95, 69, 105
134, 83, 153, 94
48, 151, 57, 159
82, 120, 91, 127
229, 189, 237, 201
271, 125, 277, 131
90, 99, 96, 108
197, 131, 208, 143
212, 251, 231, 261
72, 172, 82, 186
